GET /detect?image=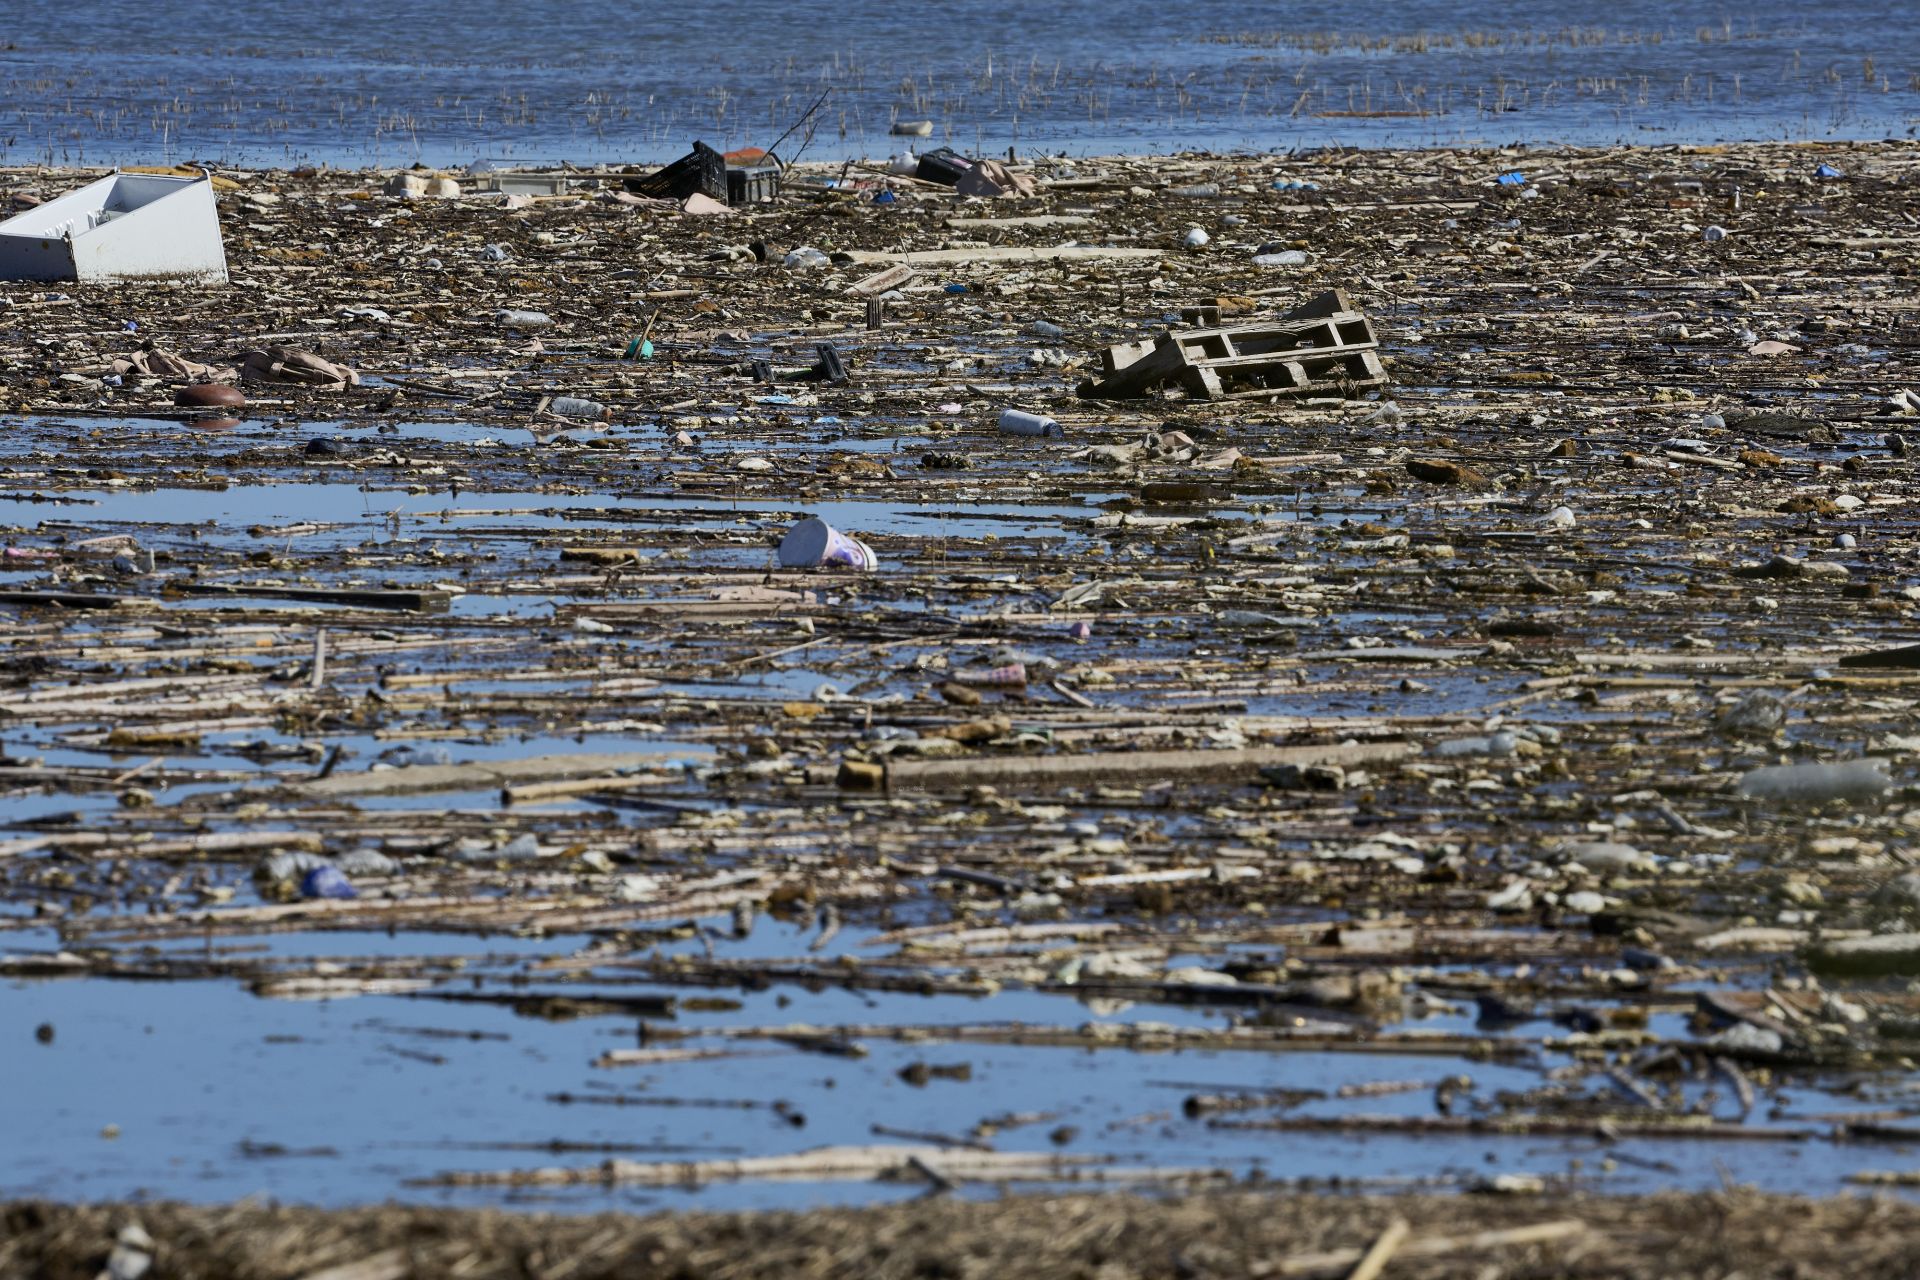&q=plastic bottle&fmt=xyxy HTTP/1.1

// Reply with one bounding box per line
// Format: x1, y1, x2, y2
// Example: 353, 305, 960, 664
549, 396, 611, 422
494, 309, 552, 329
998, 408, 1063, 438
1739, 759, 1888, 804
